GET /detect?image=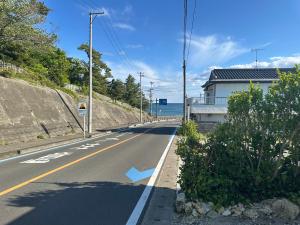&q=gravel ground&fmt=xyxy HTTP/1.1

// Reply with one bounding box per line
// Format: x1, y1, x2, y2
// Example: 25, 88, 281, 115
172, 214, 300, 225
